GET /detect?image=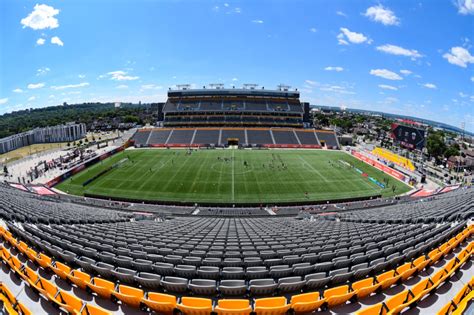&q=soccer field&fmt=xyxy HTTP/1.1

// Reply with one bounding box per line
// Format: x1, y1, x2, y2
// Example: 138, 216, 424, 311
56, 149, 411, 204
